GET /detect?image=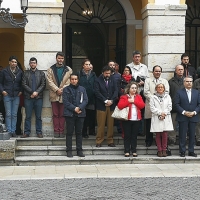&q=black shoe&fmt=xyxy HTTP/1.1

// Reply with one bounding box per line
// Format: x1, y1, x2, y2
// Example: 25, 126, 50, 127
196, 141, 200, 146
37, 134, 43, 138
77, 151, 85, 157
83, 134, 89, 138
12, 133, 18, 137
108, 143, 116, 147
67, 151, 73, 158
96, 144, 102, 147
89, 132, 96, 136
180, 152, 185, 157
146, 142, 152, 147
21, 134, 29, 138
188, 152, 197, 157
